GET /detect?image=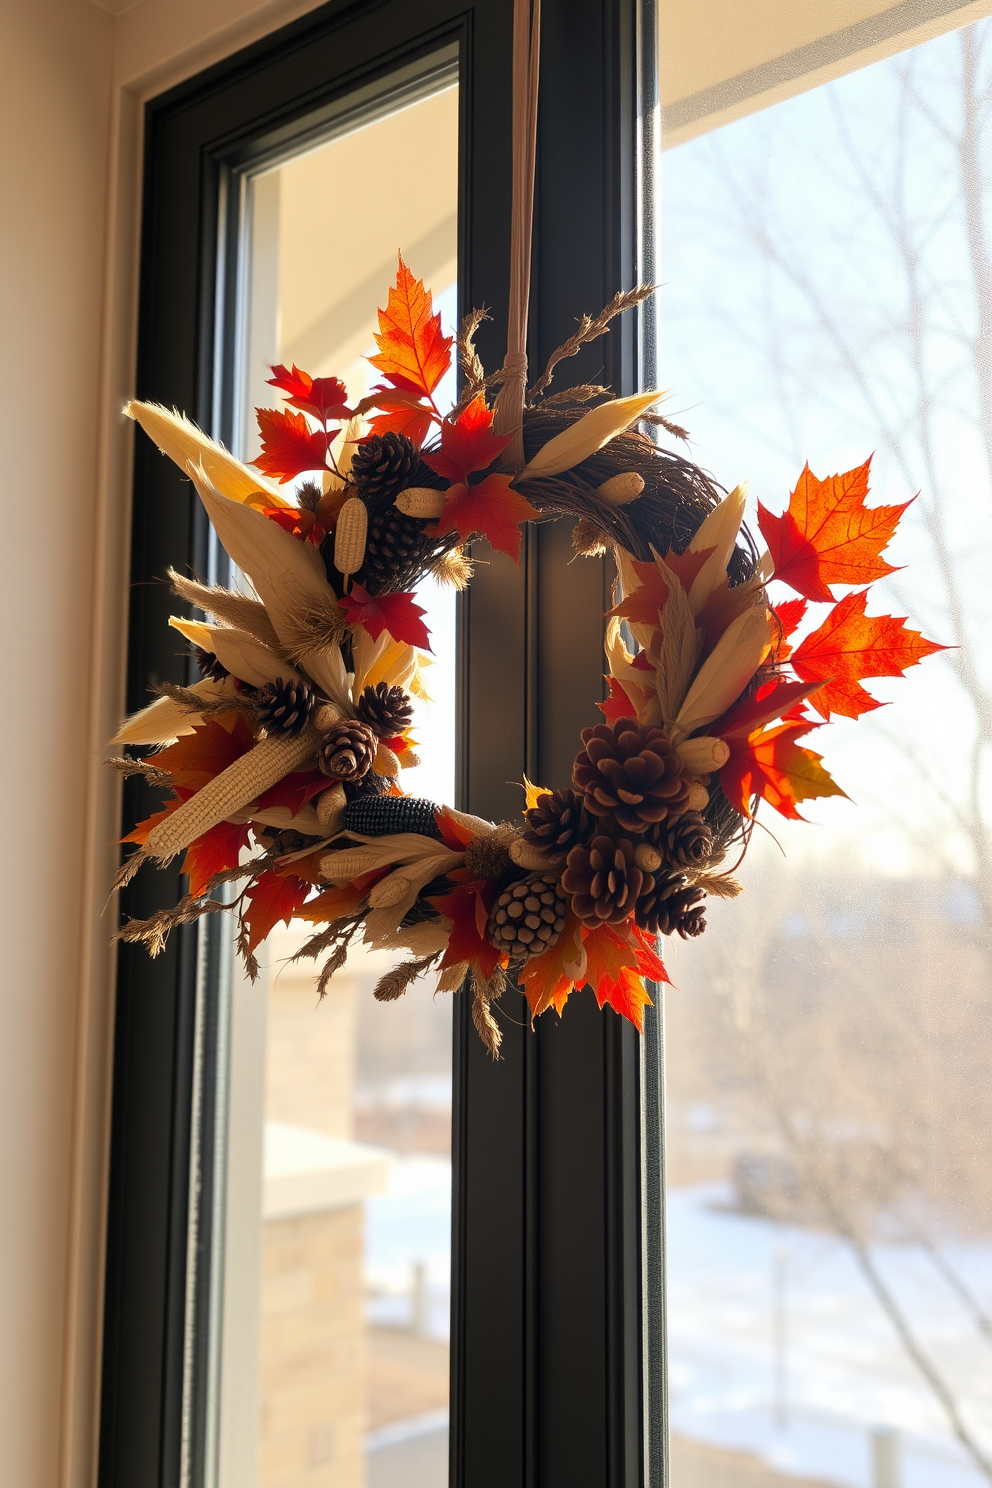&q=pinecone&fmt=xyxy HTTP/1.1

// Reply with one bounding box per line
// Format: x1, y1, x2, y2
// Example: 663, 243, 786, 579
194, 646, 228, 683
255, 676, 315, 736
357, 681, 413, 737
653, 810, 713, 870
342, 795, 442, 840
523, 788, 591, 855
561, 835, 651, 925
487, 872, 568, 961
317, 719, 378, 782
350, 432, 419, 504
357, 505, 443, 595
635, 871, 707, 939
573, 717, 688, 834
